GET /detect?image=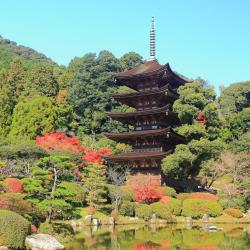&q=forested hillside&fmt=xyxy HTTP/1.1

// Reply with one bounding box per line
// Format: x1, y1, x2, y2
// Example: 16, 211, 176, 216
0, 35, 54, 69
